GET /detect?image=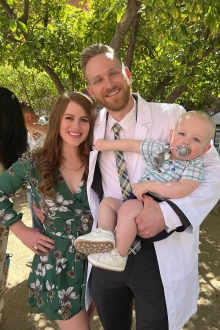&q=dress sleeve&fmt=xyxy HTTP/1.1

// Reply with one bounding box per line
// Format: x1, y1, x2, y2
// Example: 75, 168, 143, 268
0, 153, 32, 228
